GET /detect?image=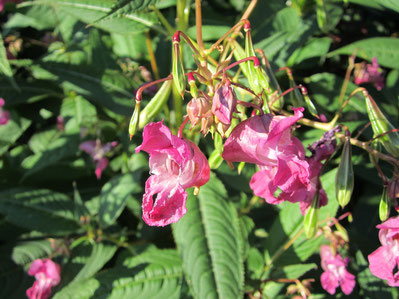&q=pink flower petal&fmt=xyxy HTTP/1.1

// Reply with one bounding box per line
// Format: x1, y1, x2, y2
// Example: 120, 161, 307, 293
79, 141, 97, 157
95, 157, 108, 180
